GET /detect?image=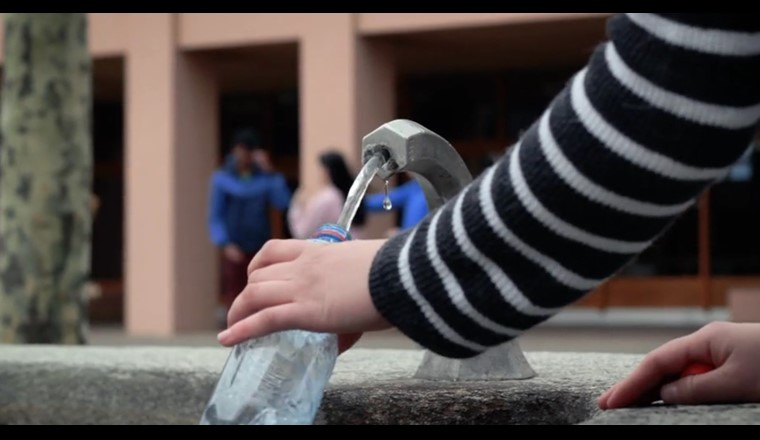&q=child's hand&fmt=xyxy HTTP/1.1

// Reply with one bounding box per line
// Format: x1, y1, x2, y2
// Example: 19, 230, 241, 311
217, 239, 392, 353
598, 322, 760, 409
